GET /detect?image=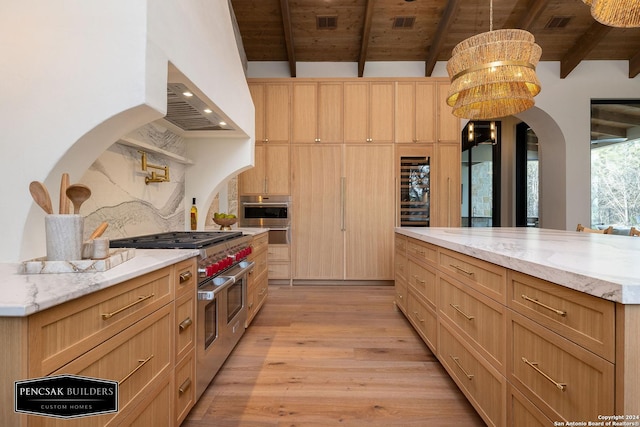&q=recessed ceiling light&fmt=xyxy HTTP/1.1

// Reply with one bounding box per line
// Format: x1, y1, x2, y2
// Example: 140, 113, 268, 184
203, 108, 213, 114
182, 91, 193, 97
219, 121, 227, 126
